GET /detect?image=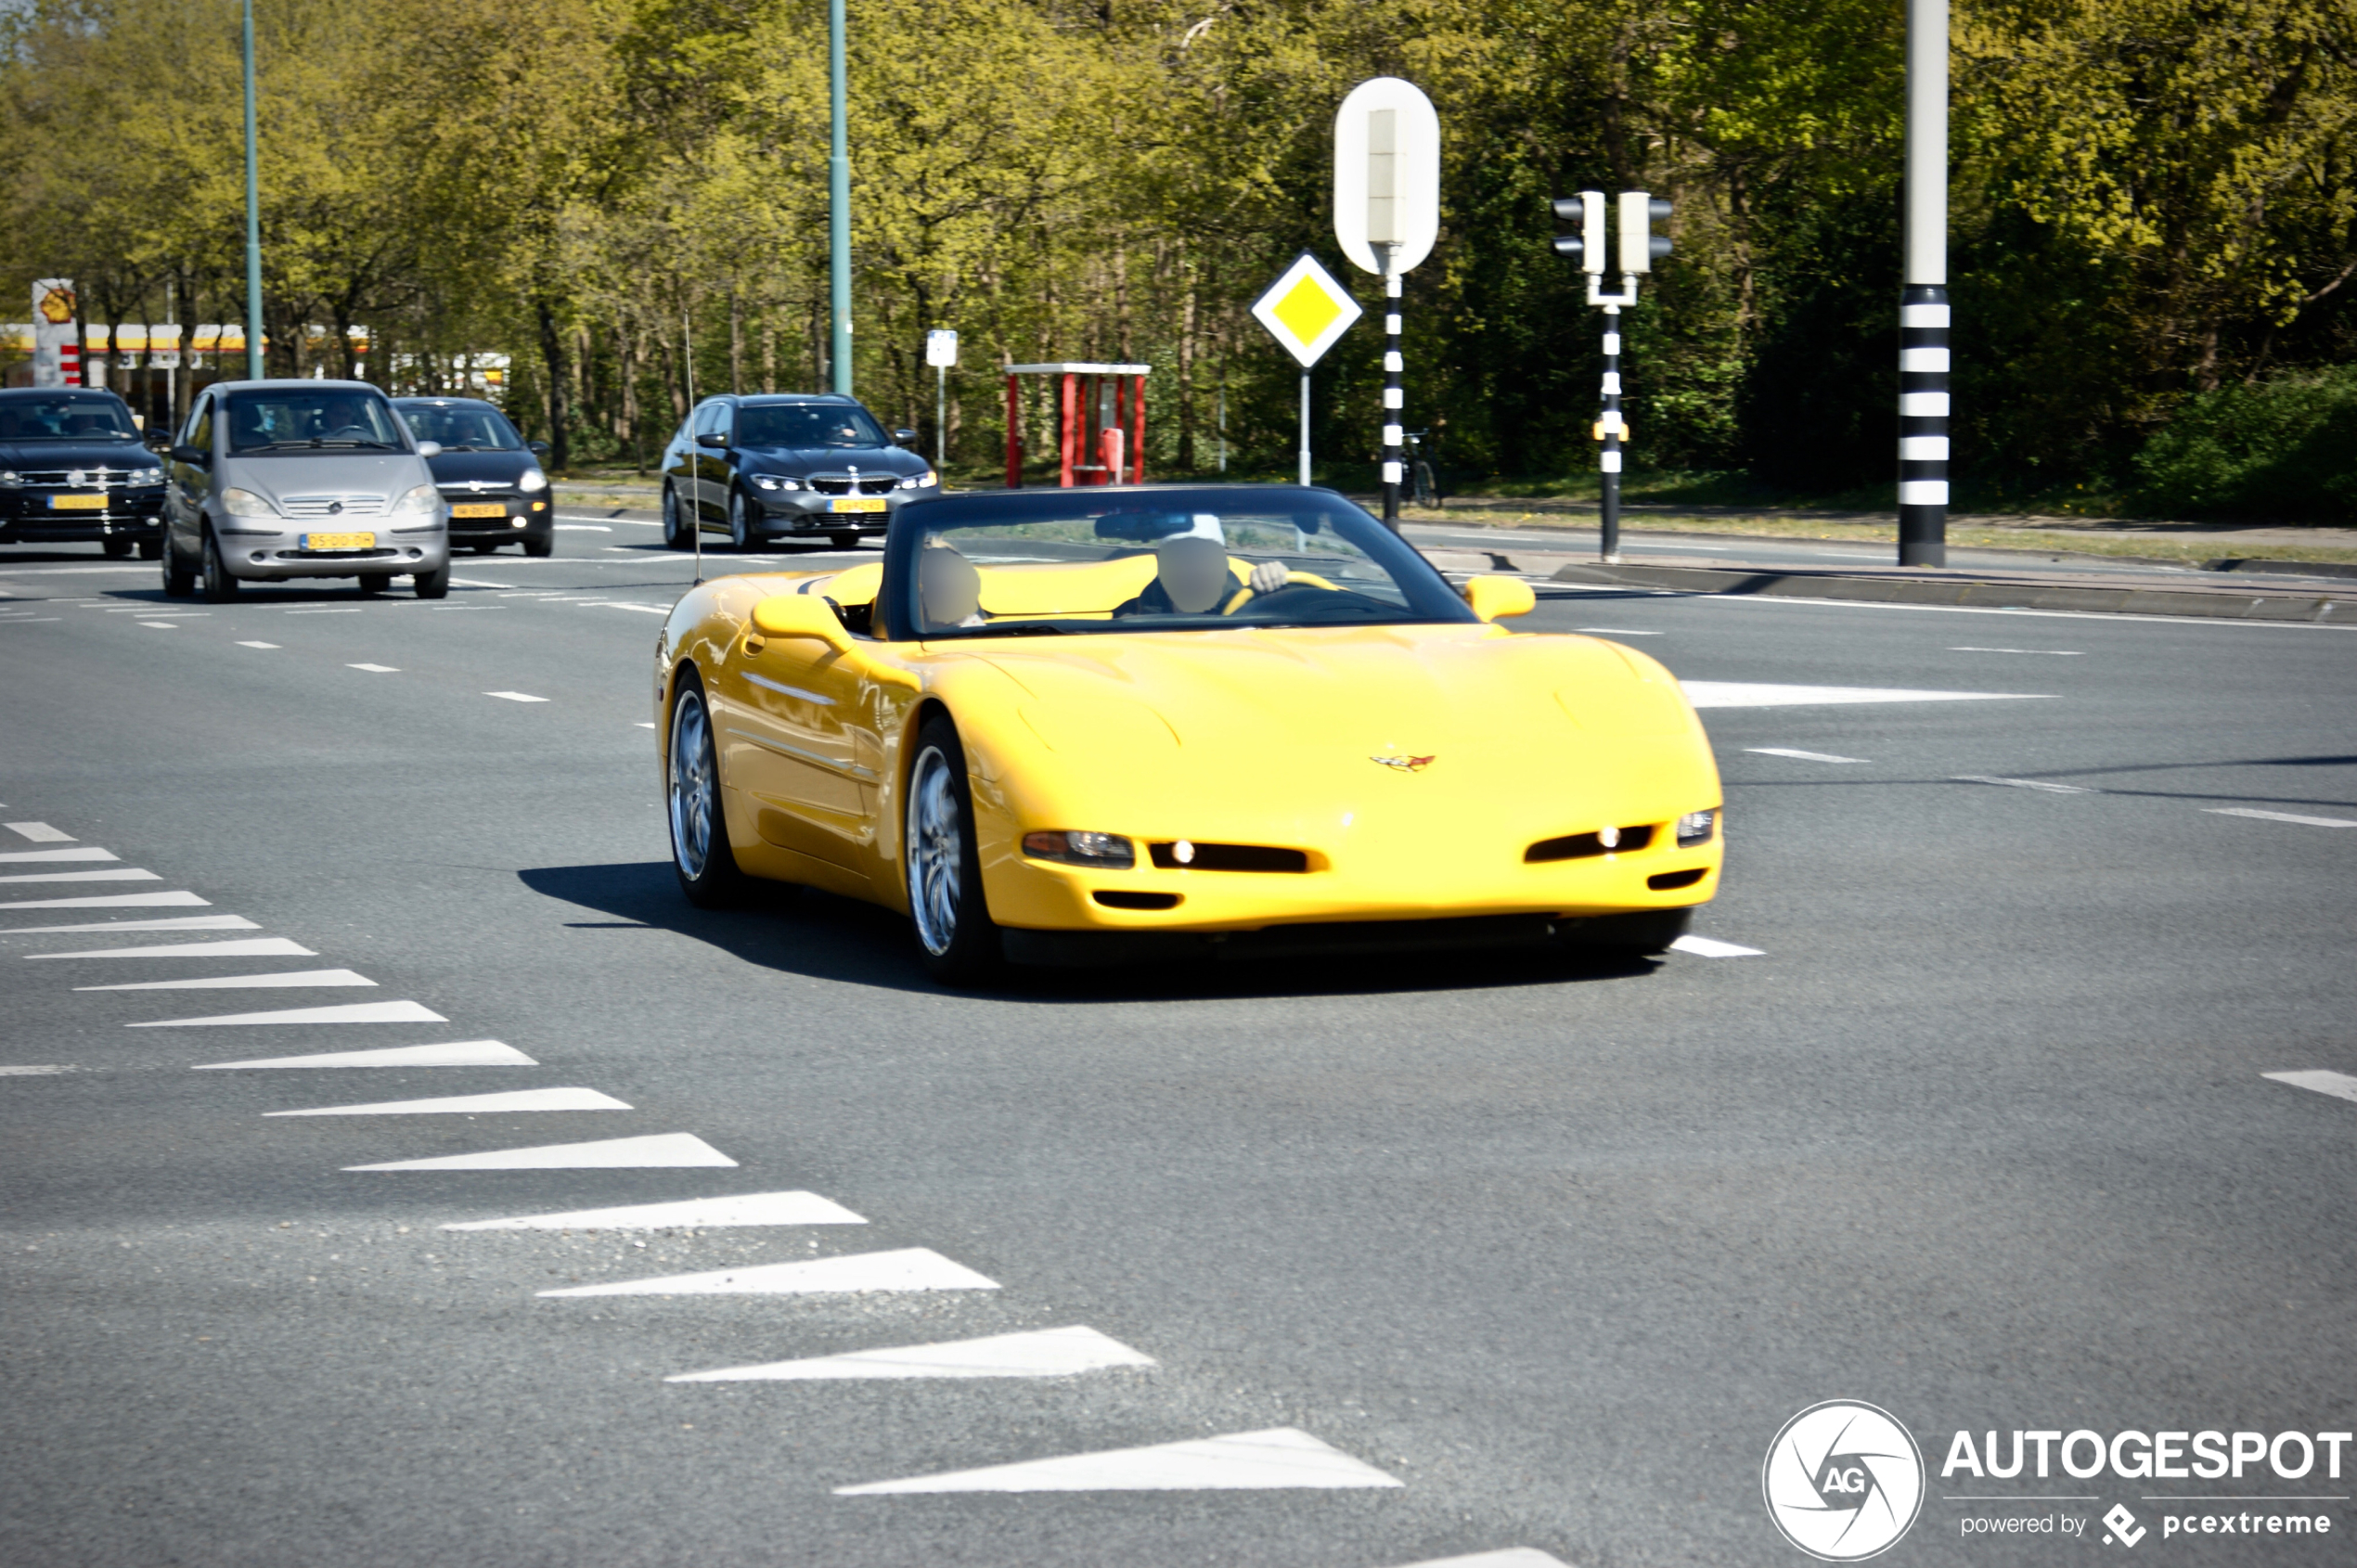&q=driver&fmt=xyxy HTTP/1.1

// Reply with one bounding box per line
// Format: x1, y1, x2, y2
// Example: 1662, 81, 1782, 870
311, 394, 371, 441
1114, 533, 1289, 617
918, 539, 987, 629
